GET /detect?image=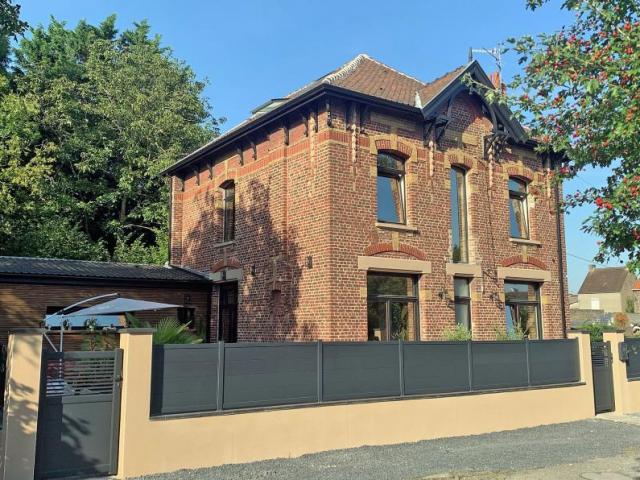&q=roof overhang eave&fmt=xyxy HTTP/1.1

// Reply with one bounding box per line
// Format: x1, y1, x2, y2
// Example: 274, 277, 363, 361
163, 84, 423, 176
